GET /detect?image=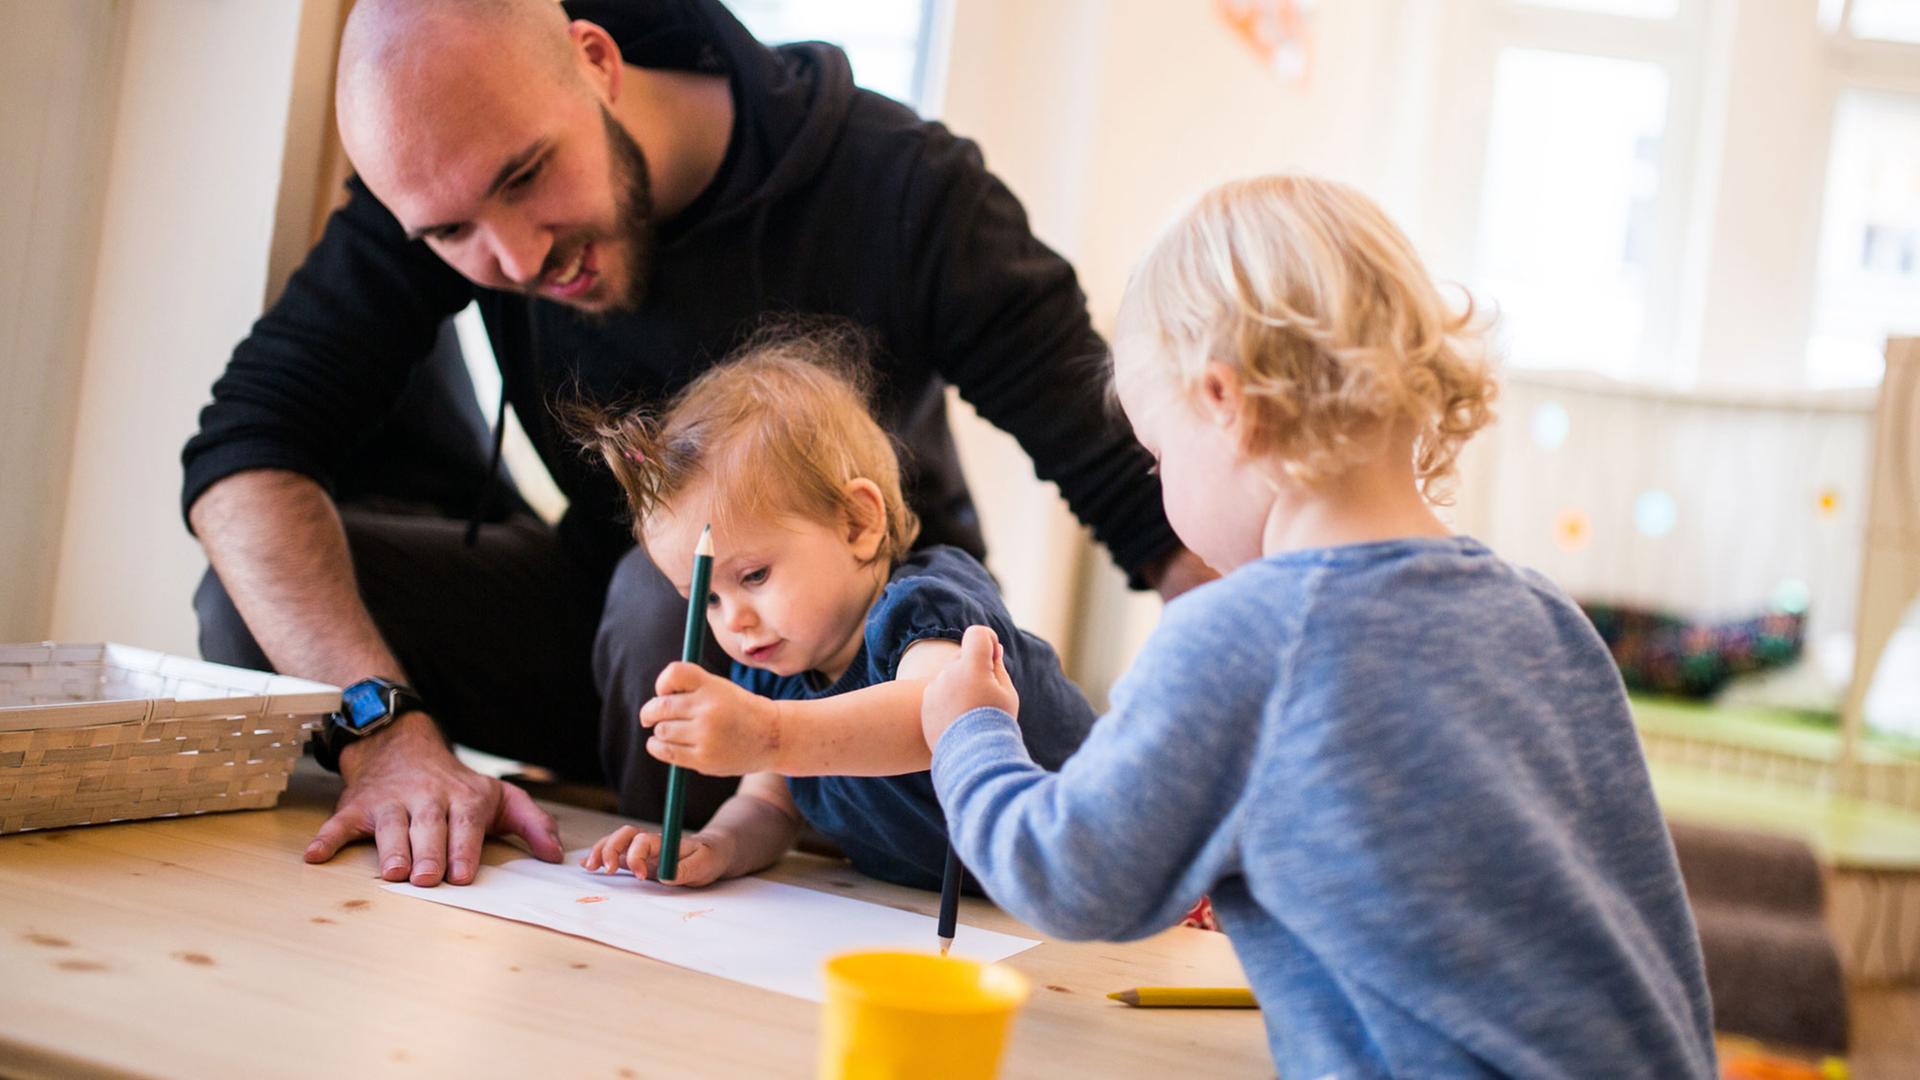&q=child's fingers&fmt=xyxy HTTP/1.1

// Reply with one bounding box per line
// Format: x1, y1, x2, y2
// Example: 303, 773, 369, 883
646, 734, 691, 767
671, 840, 723, 887
647, 717, 695, 747
658, 838, 722, 887
639, 692, 689, 730
959, 625, 1000, 673
652, 660, 709, 699
585, 826, 638, 870
625, 831, 662, 878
